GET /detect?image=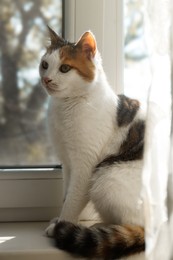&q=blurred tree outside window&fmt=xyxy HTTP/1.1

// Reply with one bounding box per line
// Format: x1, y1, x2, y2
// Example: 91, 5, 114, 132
124, 0, 152, 101
0, 0, 62, 166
